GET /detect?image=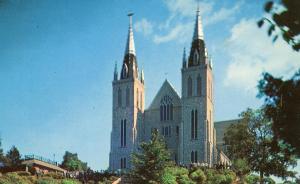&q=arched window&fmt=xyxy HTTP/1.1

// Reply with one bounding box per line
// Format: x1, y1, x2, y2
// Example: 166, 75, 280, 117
210, 82, 213, 100
191, 110, 194, 139
120, 157, 126, 169
191, 109, 198, 139
140, 92, 143, 109
193, 50, 199, 65
118, 88, 122, 107
126, 87, 130, 107
191, 151, 198, 163
122, 63, 128, 79
167, 104, 170, 120
121, 119, 126, 147
207, 120, 209, 141
136, 89, 139, 108
160, 105, 163, 121
197, 75, 201, 96
163, 105, 166, 121
188, 77, 192, 97
208, 80, 211, 99
195, 110, 198, 139
170, 104, 173, 120
160, 95, 173, 121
